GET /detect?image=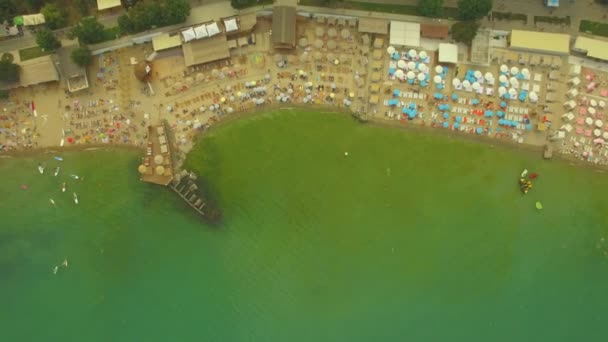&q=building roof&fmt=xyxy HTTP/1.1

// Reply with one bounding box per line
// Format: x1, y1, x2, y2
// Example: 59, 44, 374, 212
56, 46, 86, 79
239, 13, 257, 32
573, 36, 608, 61
2, 56, 59, 89
182, 34, 230, 67
20, 13, 45, 26
358, 18, 389, 35
389, 21, 420, 47
438, 43, 458, 64
152, 34, 182, 51
509, 30, 570, 54
420, 23, 449, 39
97, 0, 122, 10
272, 6, 296, 48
